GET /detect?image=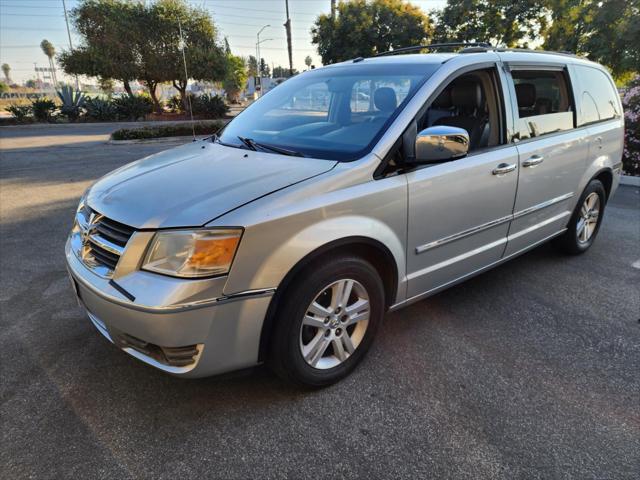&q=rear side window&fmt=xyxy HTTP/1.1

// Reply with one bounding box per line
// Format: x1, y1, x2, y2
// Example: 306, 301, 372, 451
581, 92, 600, 125
574, 65, 620, 125
510, 69, 574, 140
